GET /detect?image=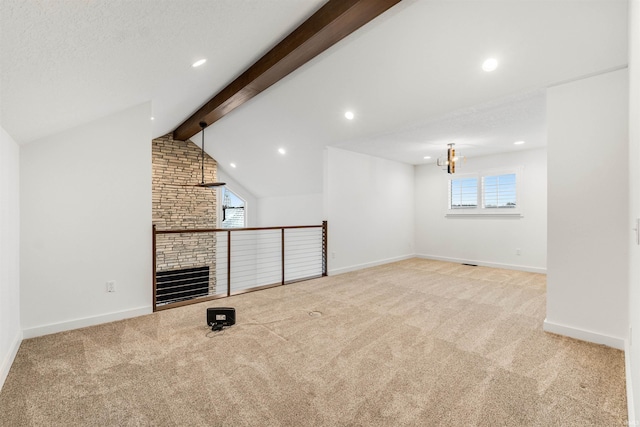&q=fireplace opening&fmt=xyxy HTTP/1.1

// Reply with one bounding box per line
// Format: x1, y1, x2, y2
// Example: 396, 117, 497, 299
156, 265, 210, 306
